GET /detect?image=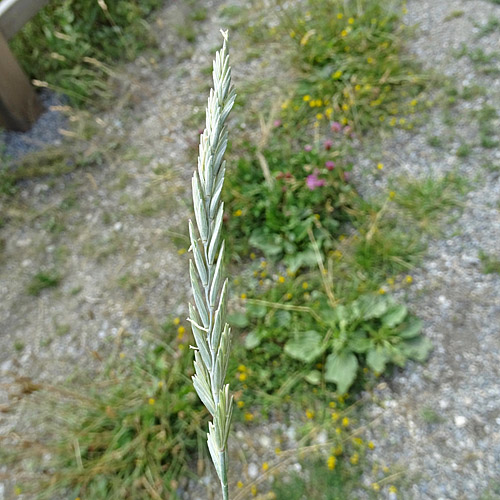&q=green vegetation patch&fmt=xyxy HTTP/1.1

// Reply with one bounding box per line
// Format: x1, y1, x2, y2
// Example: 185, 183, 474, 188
11, 0, 162, 105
